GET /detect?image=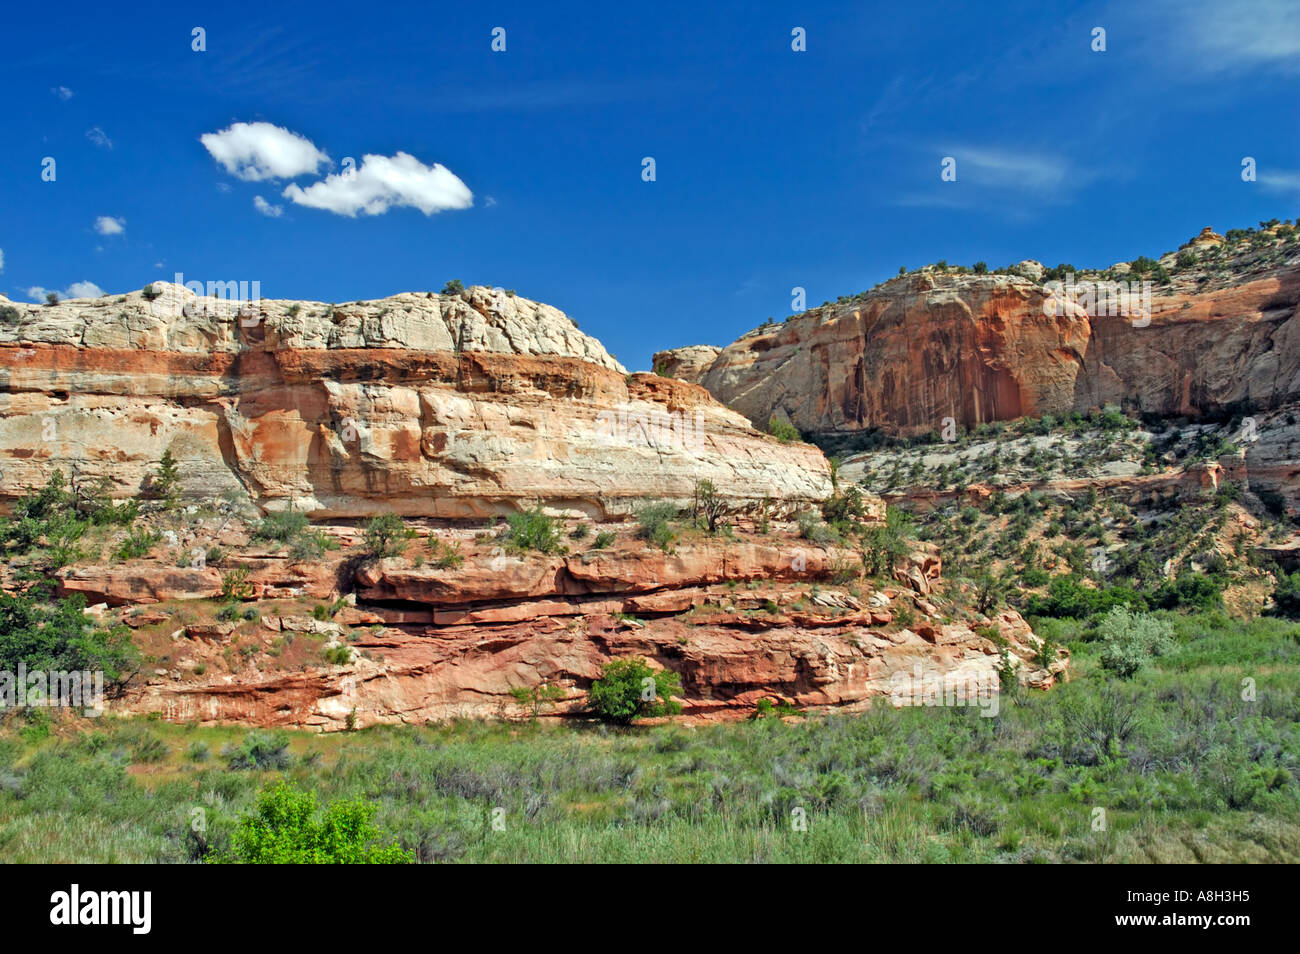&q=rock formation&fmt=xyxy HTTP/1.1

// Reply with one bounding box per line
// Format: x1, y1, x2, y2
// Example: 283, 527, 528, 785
661, 252, 1300, 442
0, 284, 830, 518
108, 531, 1062, 729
